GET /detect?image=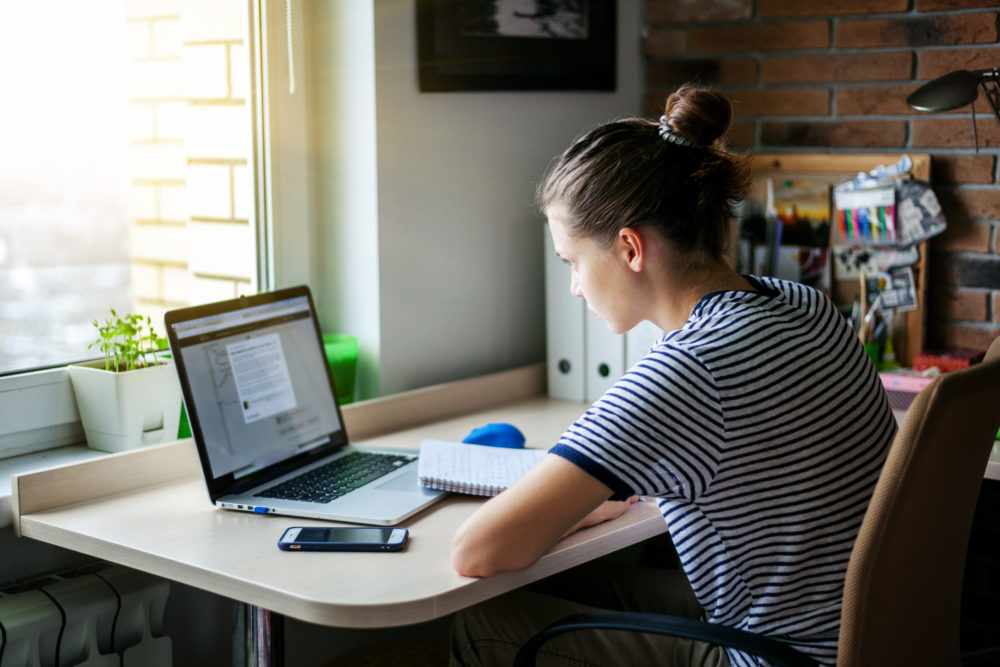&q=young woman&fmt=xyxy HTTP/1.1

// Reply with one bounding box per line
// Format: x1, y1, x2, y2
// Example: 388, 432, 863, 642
450, 84, 896, 667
